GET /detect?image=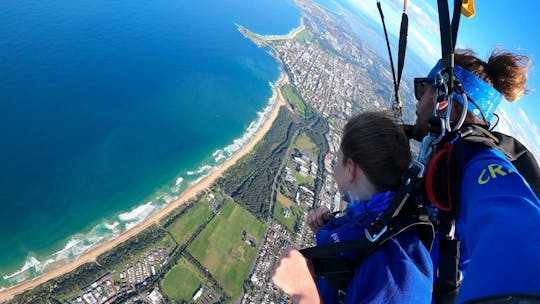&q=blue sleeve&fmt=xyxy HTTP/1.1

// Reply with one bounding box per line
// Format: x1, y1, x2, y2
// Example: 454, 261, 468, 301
457, 148, 540, 302
344, 230, 433, 303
